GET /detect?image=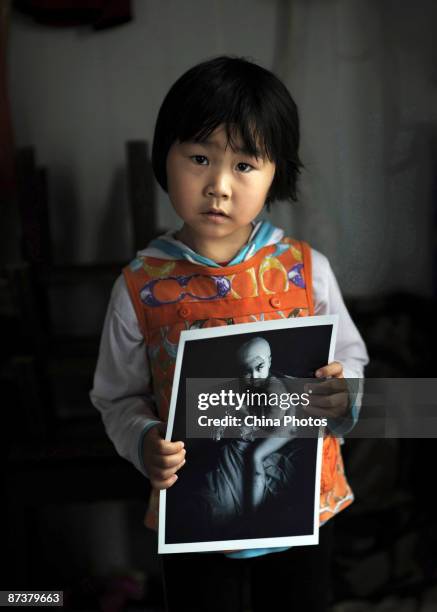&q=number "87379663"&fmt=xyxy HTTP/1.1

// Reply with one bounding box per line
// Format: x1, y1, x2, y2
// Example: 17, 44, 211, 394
1, 591, 63, 606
